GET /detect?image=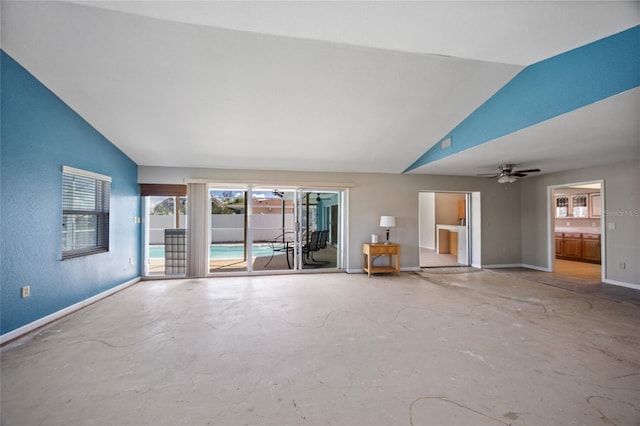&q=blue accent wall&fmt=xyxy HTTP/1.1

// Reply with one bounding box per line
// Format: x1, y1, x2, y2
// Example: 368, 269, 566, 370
1, 51, 140, 335
405, 25, 640, 172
